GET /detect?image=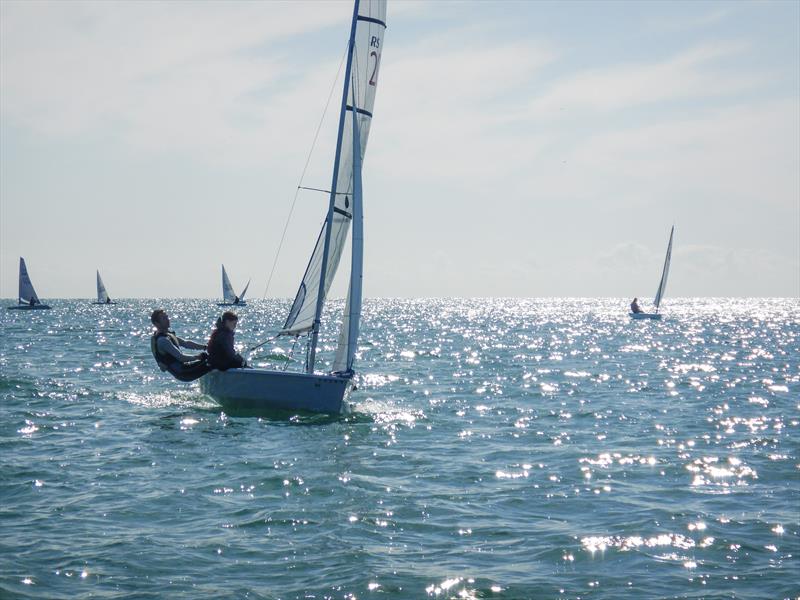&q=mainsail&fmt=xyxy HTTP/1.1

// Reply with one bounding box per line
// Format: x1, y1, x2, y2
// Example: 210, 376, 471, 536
281, 0, 386, 342
96, 270, 110, 303
654, 226, 674, 312
221, 265, 236, 303
332, 80, 365, 374
18, 257, 40, 304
